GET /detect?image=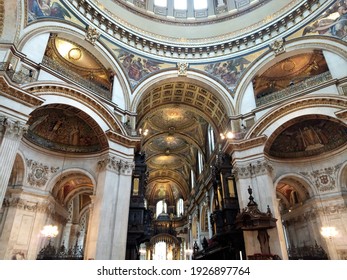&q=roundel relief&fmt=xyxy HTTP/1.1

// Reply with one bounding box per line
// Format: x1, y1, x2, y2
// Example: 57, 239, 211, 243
268, 118, 347, 158
26, 107, 104, 153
